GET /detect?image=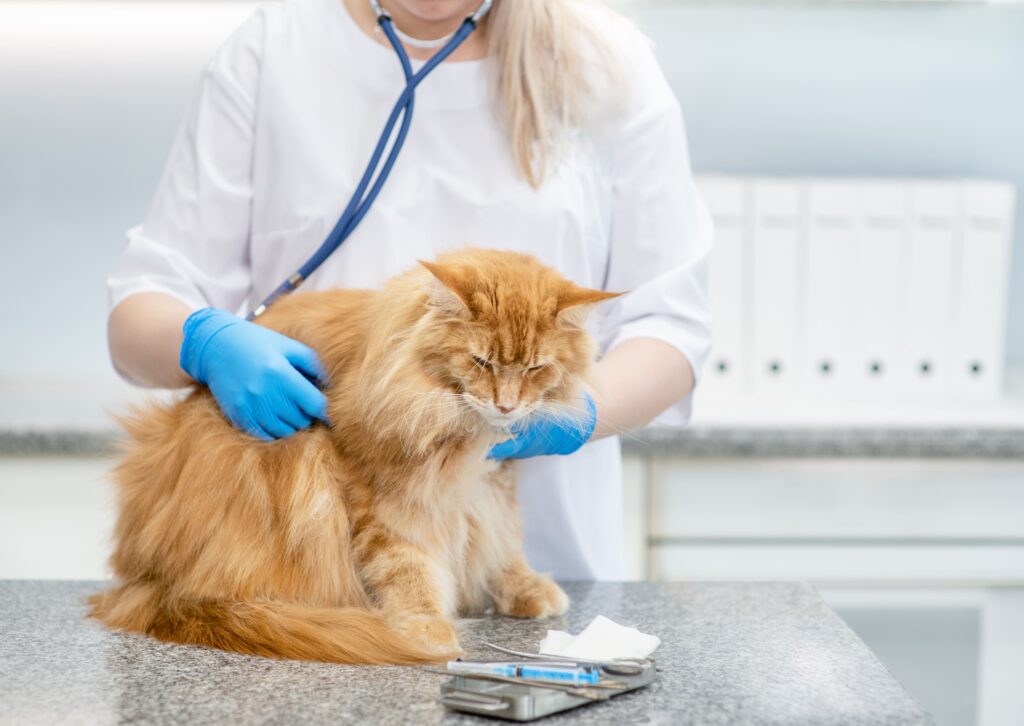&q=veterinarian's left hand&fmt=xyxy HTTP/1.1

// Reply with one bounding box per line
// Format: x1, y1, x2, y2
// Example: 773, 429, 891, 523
488, 392, 597, 460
